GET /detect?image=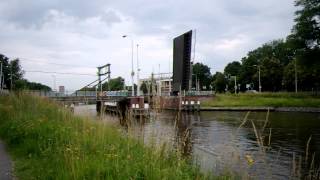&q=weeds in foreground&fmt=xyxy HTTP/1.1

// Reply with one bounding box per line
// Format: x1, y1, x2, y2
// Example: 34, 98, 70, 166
0, 93, 209, 179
